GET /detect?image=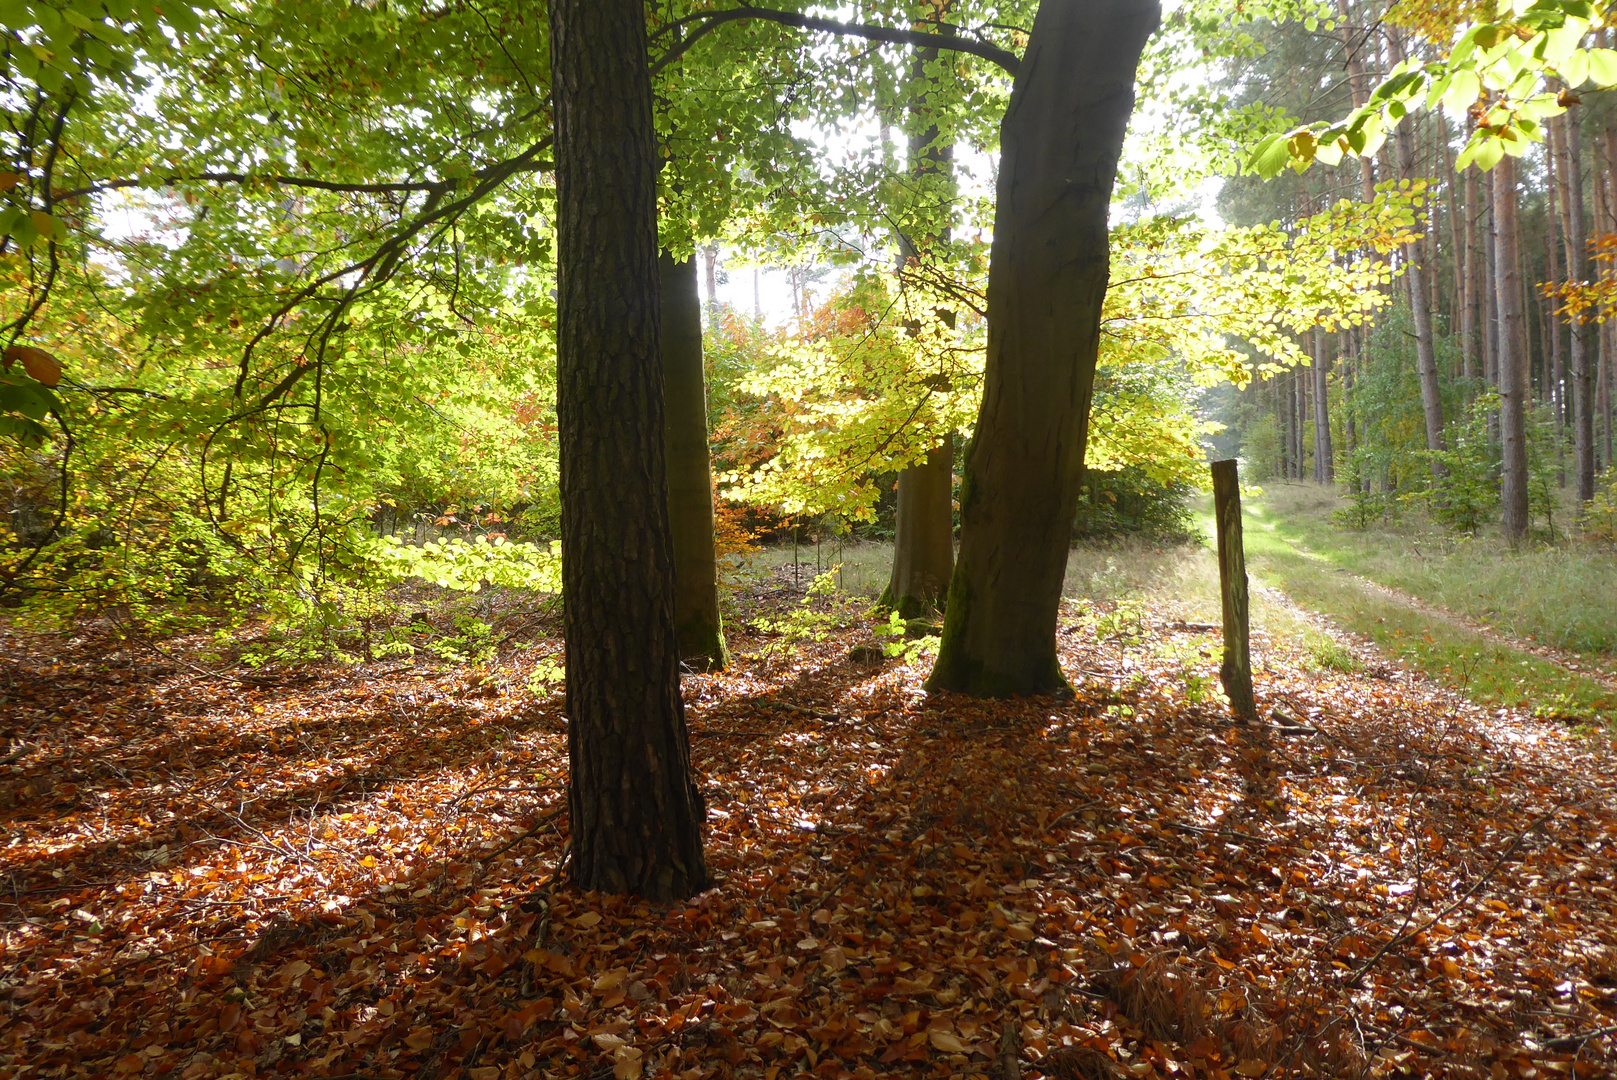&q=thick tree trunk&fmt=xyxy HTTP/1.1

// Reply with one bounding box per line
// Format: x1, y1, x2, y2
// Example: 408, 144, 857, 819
1312, 329, 1334, 483
661, 253, 729, 671
927, 0, 1158, 697
1394, 114, 1446, 474
1556, 110, 1596, 502
1495, 155, 1530, 544
551, 0, 707, 900
883, 441, 955, 617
